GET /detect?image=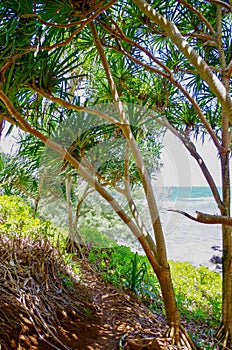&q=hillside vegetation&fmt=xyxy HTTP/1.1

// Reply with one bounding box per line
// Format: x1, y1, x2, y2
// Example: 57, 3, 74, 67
0, 195, 222, 349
